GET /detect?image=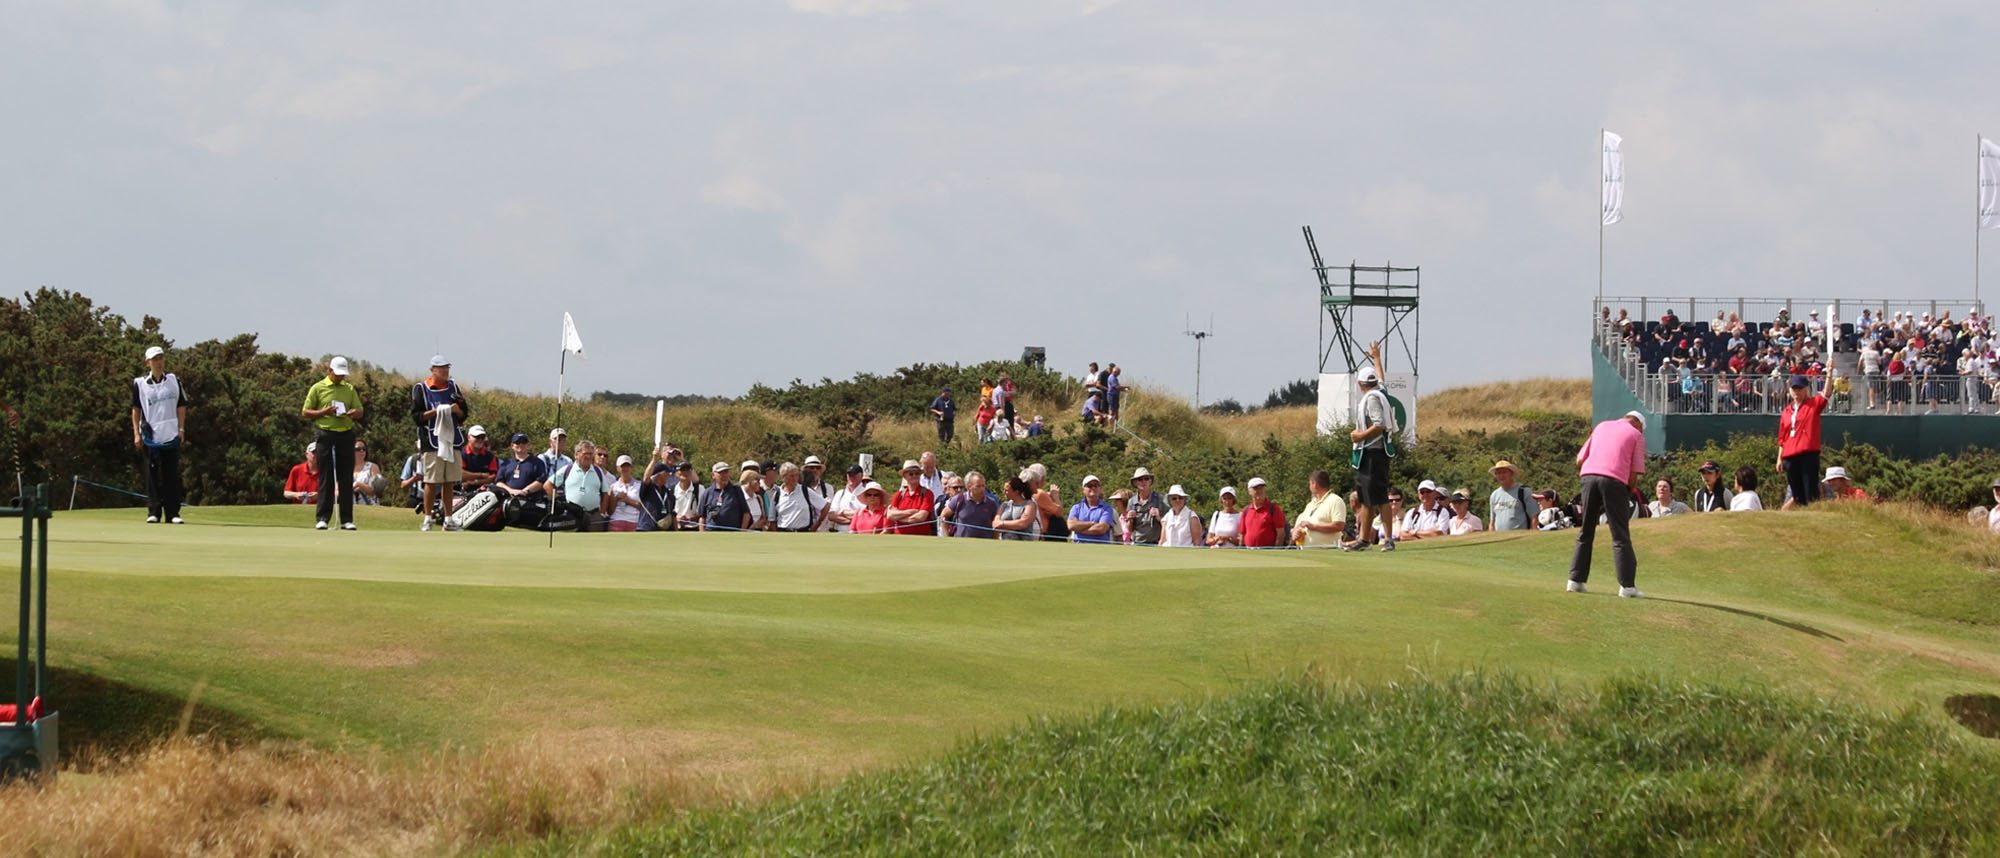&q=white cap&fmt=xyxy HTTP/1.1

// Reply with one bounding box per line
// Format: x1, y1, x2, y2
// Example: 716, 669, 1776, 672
712, 461, 730, 473
804, 455, 824, 466
328, 356, 350, 375
1417, 479, 1439, 493
1247, 477, 1268, 489
1131, 467, 1153, 482
1167, 484, 1188, 498
740, 460, 761, 473
1080, 474, 1102, 486
467, 425, 486, 437
143, 345, 165, 360
430, 353, 450, 367
549, 427, 566, 439
1218, 486, 1237, 498
307, 441, 317, 454
1825, 466, 1849, 481
1622, 410, 1647, 429
615, 454, 634, 467
1357, 367, 1379, 385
